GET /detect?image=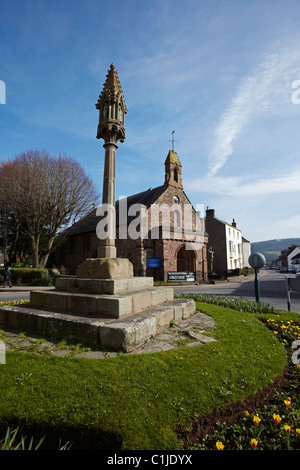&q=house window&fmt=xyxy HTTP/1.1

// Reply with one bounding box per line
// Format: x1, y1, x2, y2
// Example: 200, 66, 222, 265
229, 241, 234, 253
